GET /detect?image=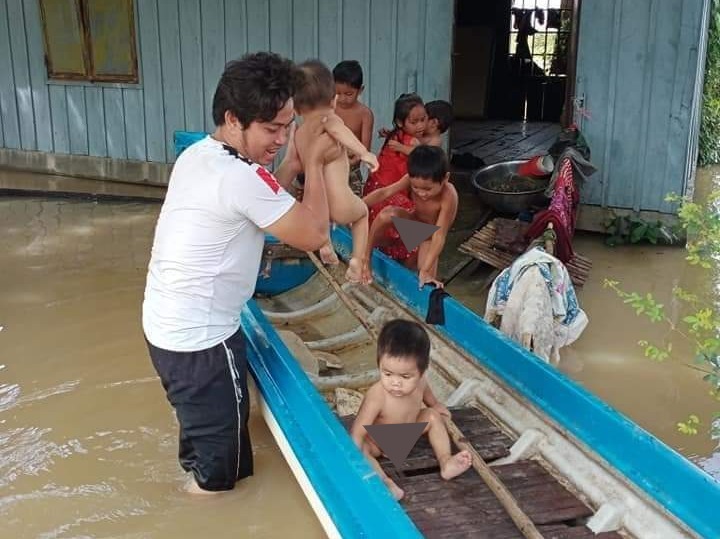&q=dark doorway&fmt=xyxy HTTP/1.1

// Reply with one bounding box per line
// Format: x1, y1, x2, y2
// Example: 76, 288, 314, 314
449, 1, 578, 166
